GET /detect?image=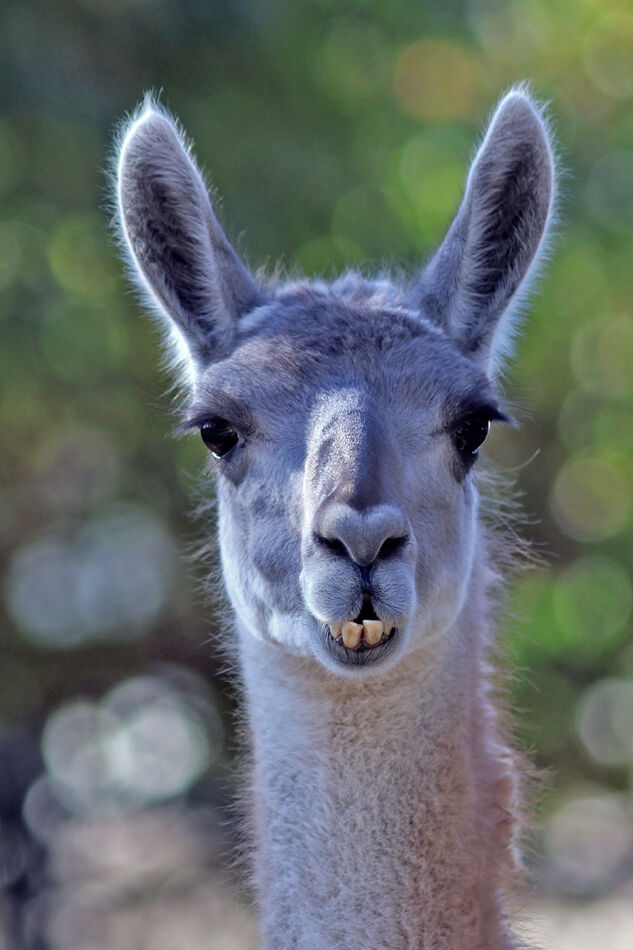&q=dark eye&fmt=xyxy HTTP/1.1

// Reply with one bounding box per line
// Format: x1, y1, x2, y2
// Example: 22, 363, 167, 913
452, 411, 490, 464
199, 417, 239, 458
